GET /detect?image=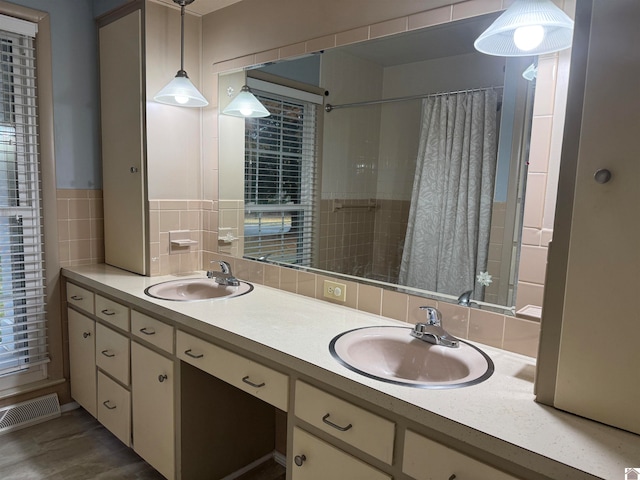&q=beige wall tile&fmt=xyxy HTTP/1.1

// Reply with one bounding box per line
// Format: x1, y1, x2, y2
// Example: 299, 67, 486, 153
503, 317, 540, 357
408, 6, 452, 30
297, 271, 316, 298
370, 17, 407, 39
68, 199, 90, 219
89, 198, 103, 219
58, 241, 70, 265
540, 229, 553, 246
533, 55, 558, 117
306, 34, 335, 53
518, 245, 548, 284
58, 220, 70, 242
149, 210, 160, 243
57, 199, 69, 220
69, 219, 90, 241
469, 309, 505, 348
280, 267, 297, 294
452, 0, 503, 20
528, 115, 553, 173
159, 210, 180, 232
357, 284, 382, 315
521, 227, 542, 246
515, 281, 545, 311
69, 239, 91, 262
255, 48, 279, 65
522, 173, 547, 229
437, 302, 470, 339
407, 295, 438, 325
159, 200, 188, 210
336, 26, 369, 47
279, 42, 306, 61
264, 264, 280, 289
381, 290, 408, 322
